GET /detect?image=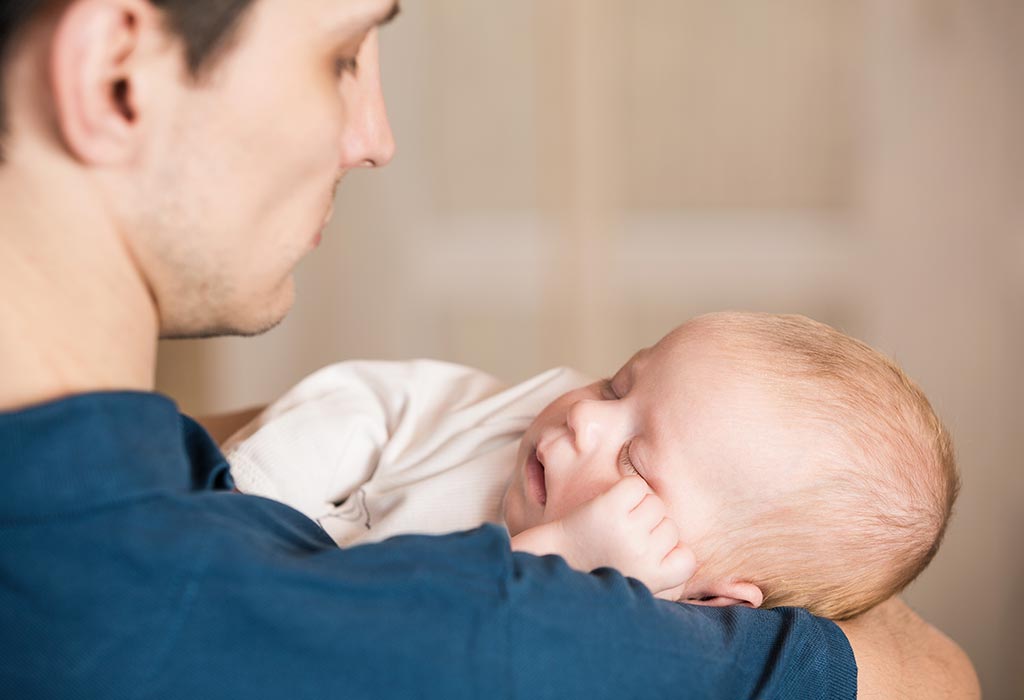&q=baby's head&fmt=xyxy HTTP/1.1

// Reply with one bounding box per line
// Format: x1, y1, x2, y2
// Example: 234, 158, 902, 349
502, 311, 959, 619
